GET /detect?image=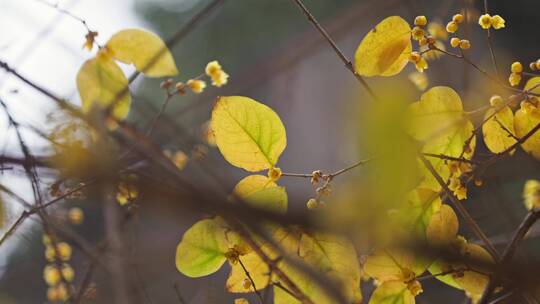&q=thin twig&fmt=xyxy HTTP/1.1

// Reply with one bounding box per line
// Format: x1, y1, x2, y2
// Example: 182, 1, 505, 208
288, 0, 379, 101
238, 257, 265, 304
